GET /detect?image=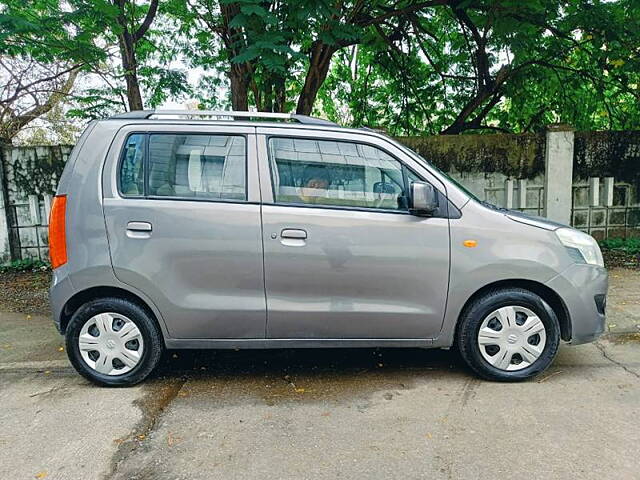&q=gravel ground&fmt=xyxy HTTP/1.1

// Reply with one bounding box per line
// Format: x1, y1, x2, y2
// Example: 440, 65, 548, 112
602, 248, 640, 269
0, 270, 51, 315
